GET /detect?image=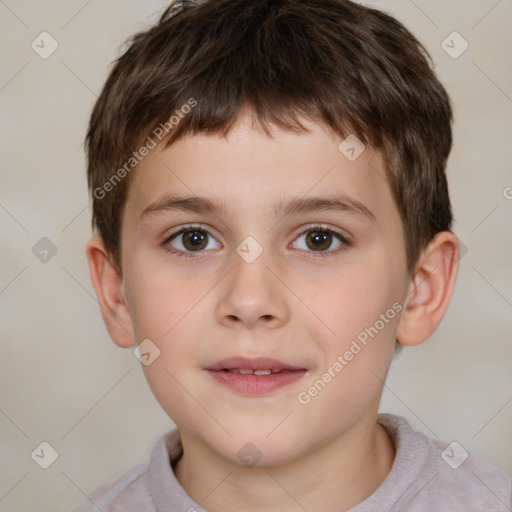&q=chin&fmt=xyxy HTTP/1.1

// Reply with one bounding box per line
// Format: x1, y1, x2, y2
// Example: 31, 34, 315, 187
214, 425, 309, 468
